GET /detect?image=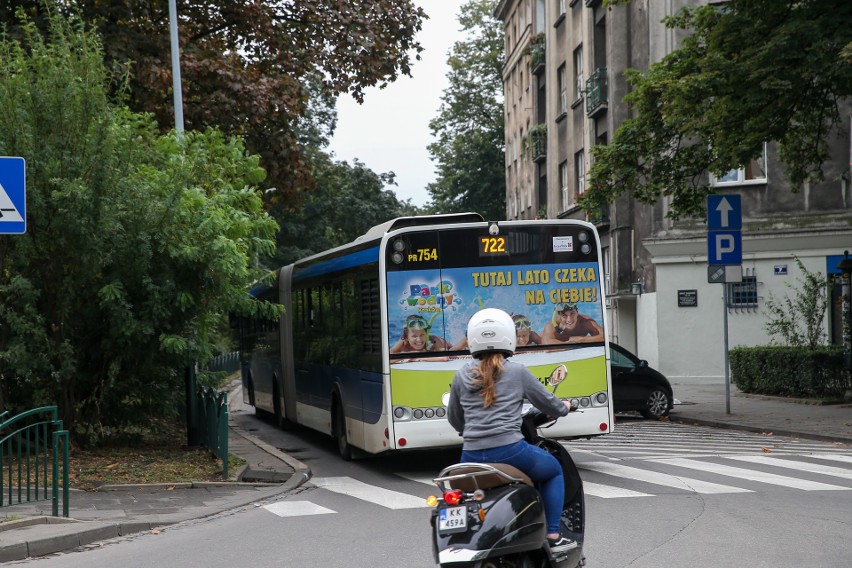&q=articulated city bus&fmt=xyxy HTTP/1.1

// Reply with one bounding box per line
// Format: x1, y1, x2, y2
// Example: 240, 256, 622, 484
237, 213, 613, 459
